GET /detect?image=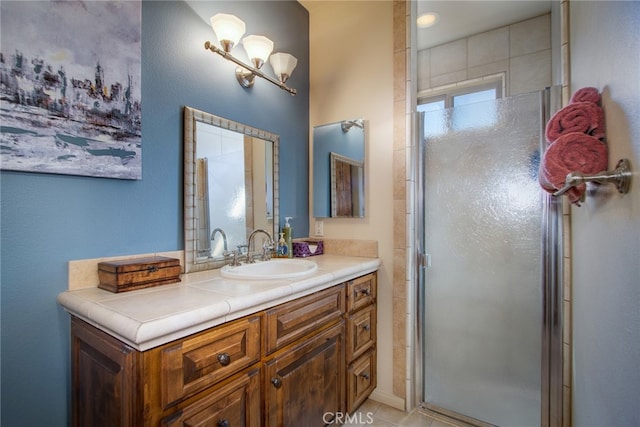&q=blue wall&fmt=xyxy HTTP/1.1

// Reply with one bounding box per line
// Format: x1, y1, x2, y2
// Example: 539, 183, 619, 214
0, 1, 309, 425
